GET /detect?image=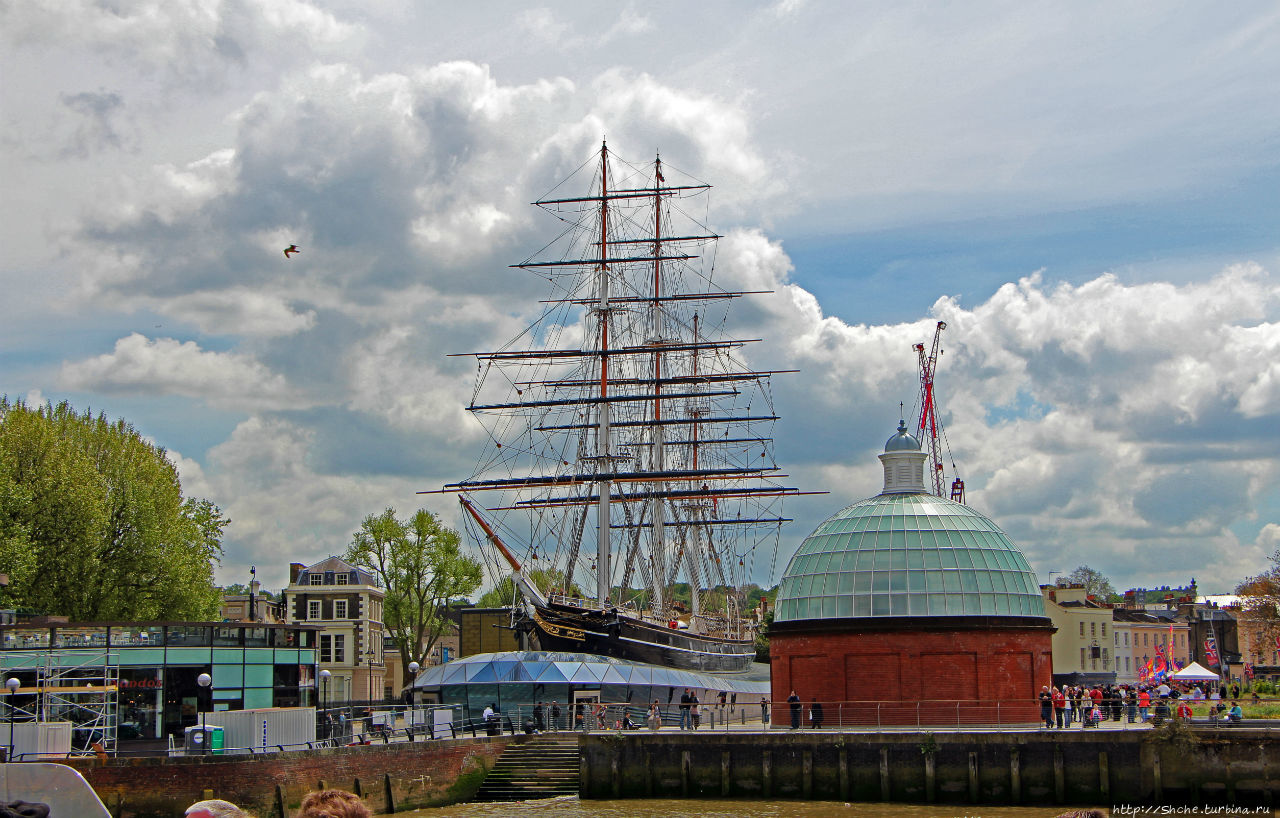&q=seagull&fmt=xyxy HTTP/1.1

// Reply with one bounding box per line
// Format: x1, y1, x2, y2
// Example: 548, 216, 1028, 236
284, 244, 300, 258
